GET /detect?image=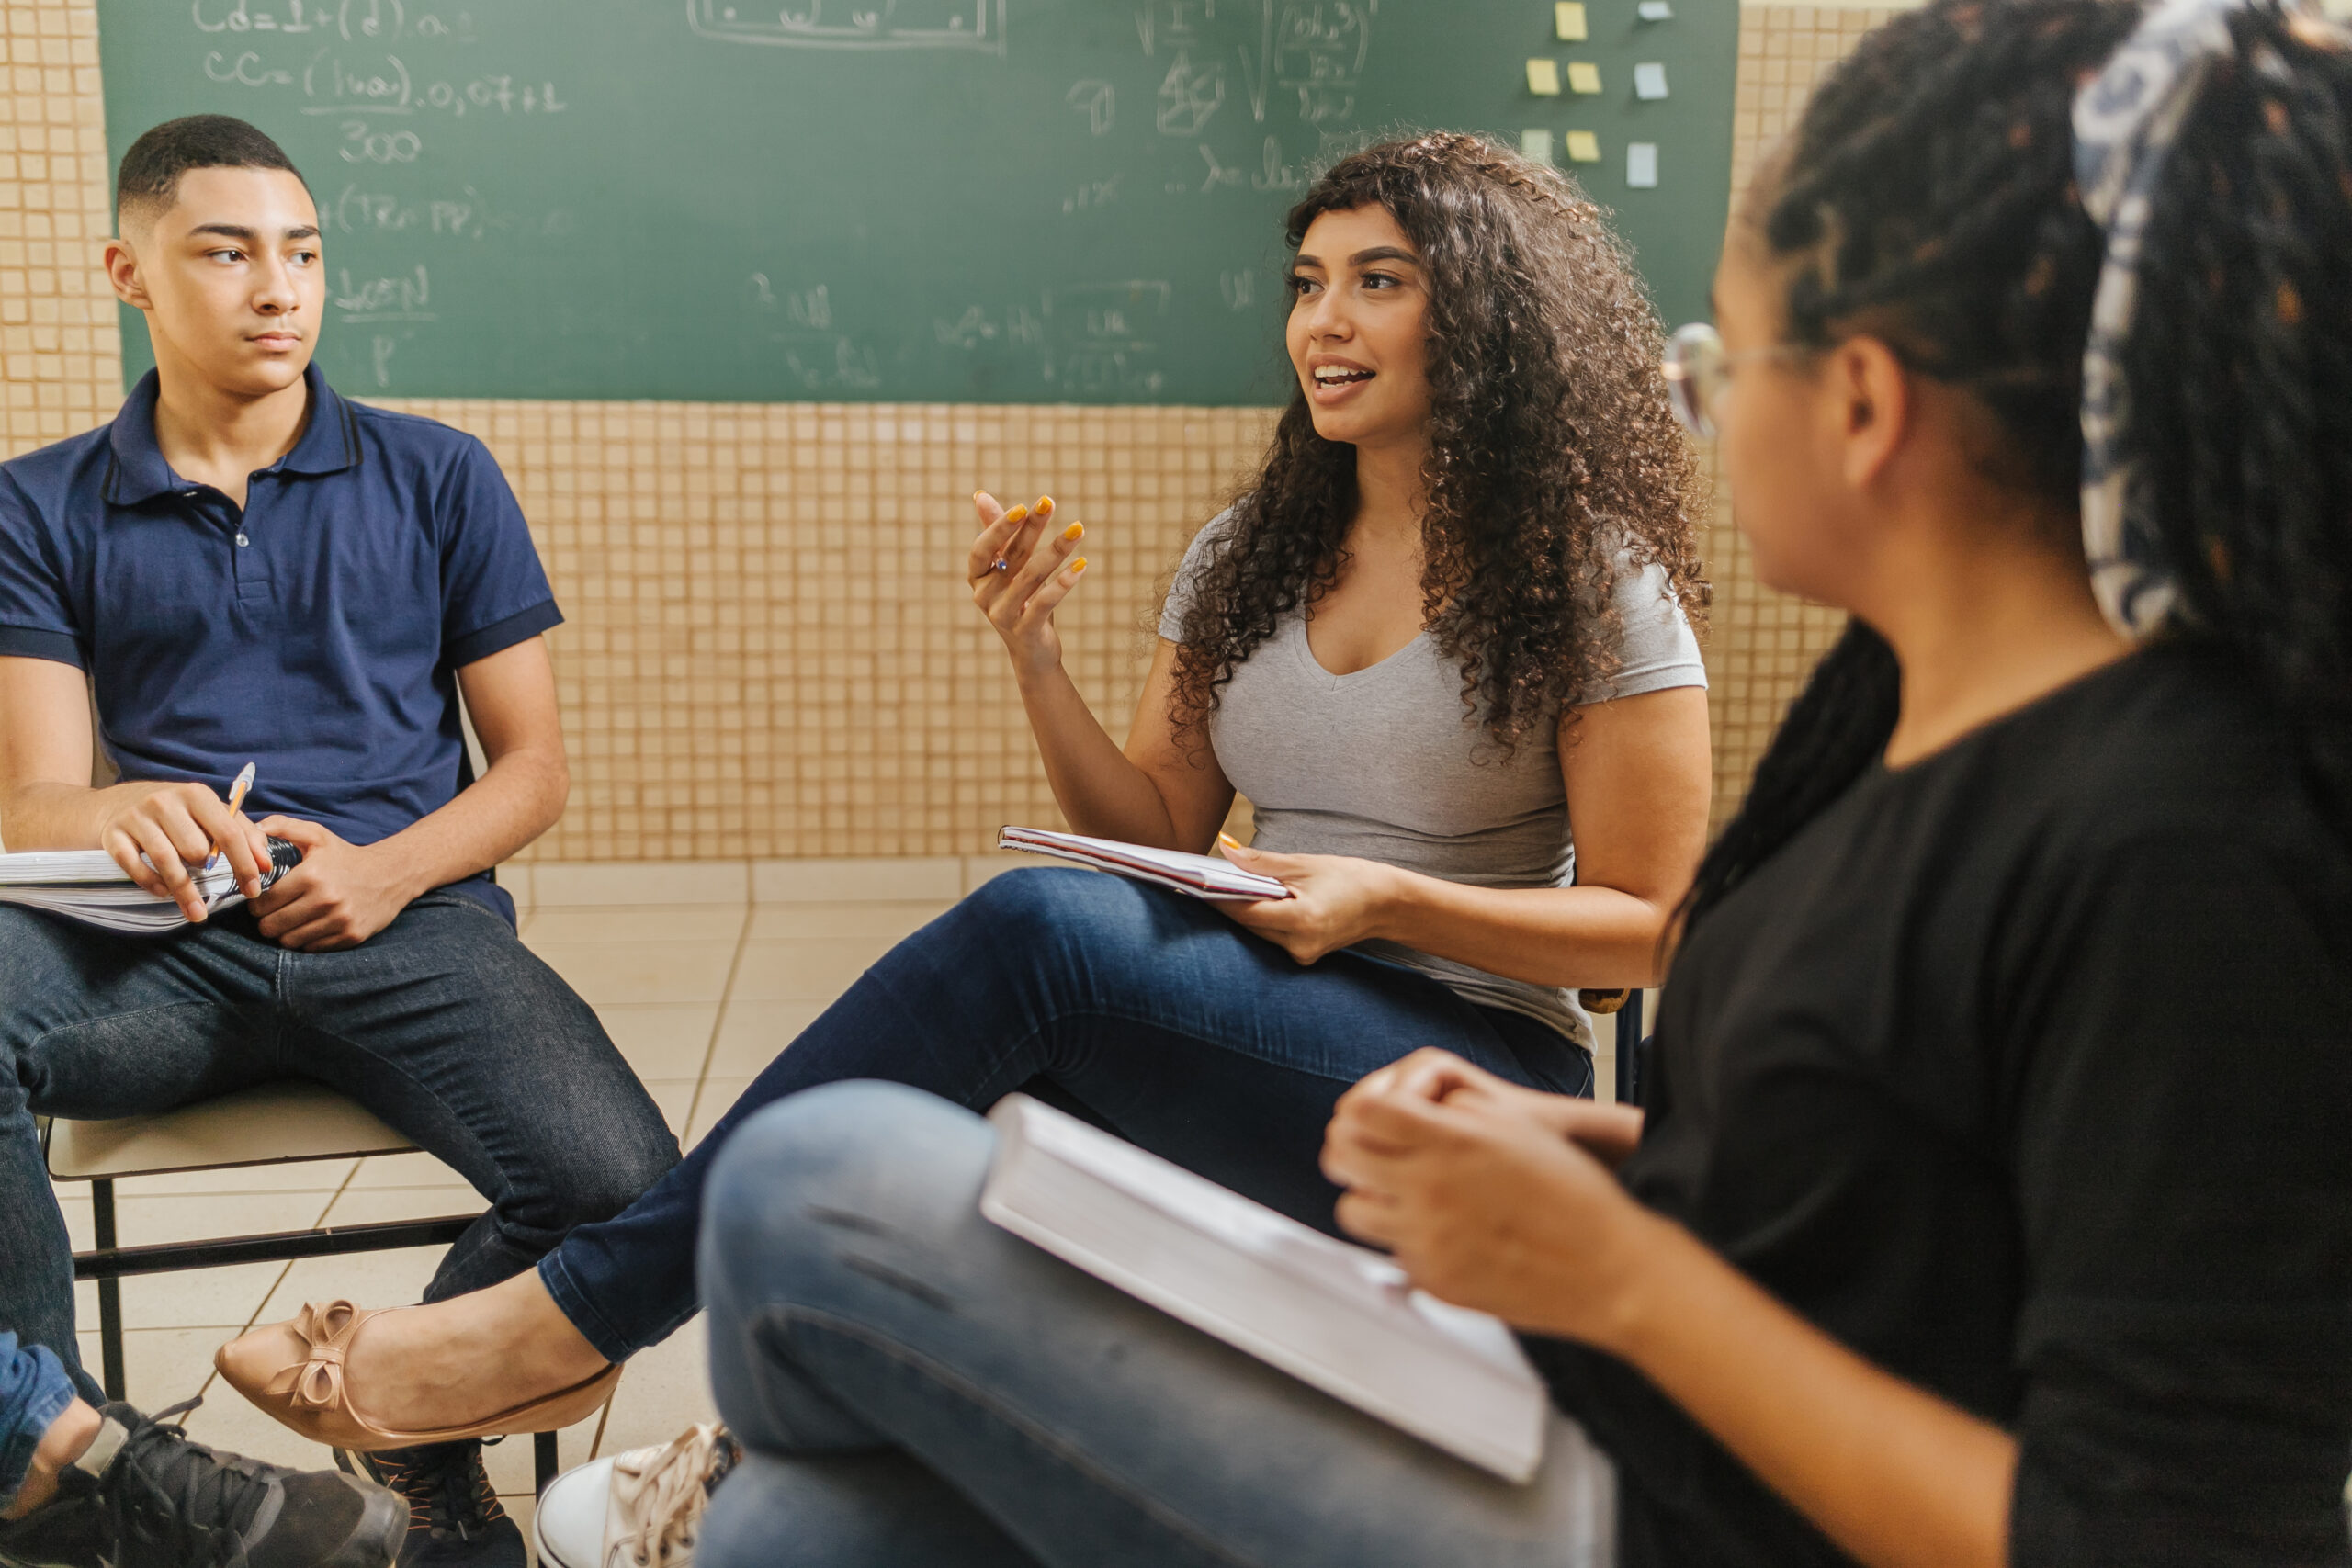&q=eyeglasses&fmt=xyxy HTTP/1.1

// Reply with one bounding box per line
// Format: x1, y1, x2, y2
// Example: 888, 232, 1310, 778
1661, 321, 1808, 439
